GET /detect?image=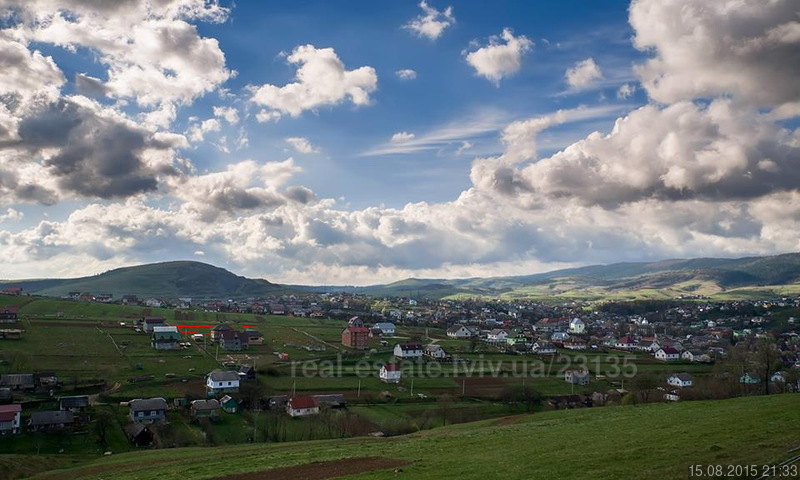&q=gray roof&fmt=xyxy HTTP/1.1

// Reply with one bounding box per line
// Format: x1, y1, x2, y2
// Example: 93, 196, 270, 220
30, 410, 74, 426
208, 370, 240, 382
129, 397, 168, 412
59, 396, 89, 409
190, 399, 220, 411
0, 374, 34, 387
